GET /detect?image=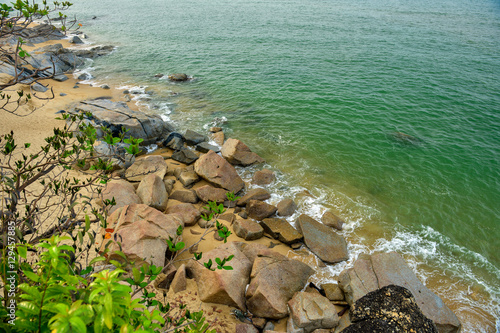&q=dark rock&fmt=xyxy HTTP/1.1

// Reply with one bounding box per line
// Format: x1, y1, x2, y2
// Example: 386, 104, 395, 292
246, 200, 277, 221
261, 218, 303, 245
168, 73, 189, 81
237, 188, 271, 206
184, 129, 208, 146
69, 35, 84, 44
277, 198, 297, 217
53, 74, 68, 82
339, 252, 461, 333
342, 285, 438, 333
195, 142, 220, 153
171, 148, 199, 165
162, 132, 185, 151
297, 214, 348, 264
